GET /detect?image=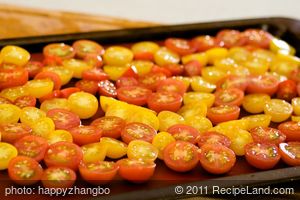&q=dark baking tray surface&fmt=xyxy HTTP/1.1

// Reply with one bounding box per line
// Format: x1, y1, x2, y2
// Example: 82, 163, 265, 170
1, 17, 300, 200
